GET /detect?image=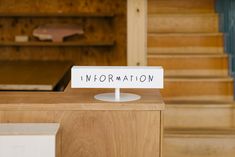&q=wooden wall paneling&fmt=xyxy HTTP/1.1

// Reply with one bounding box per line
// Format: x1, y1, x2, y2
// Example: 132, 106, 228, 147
127, 0, 147, 66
